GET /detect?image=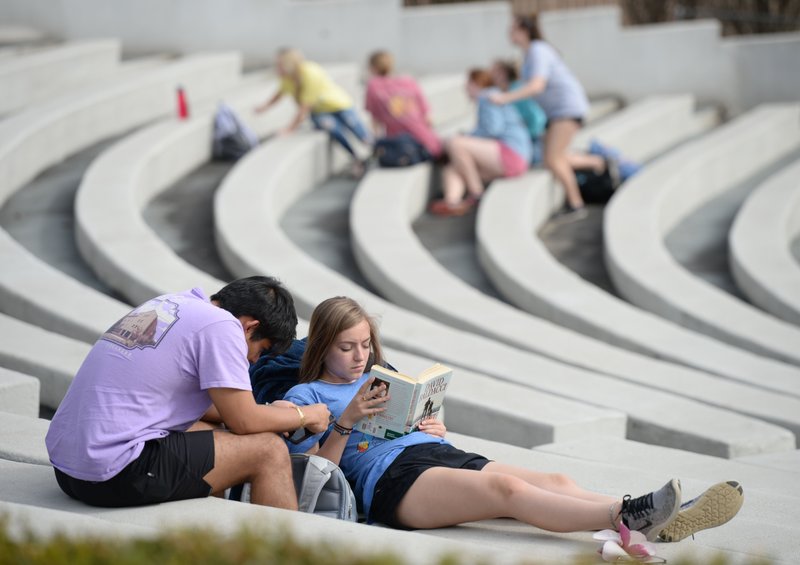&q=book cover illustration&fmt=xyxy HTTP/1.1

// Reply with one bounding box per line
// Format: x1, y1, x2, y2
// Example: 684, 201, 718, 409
355, 363, 452, 439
